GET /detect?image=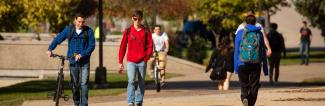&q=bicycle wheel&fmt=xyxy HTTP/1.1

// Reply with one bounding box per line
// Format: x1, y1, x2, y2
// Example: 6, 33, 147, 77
54, 74, 63, 106
154, 67, 161, 92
